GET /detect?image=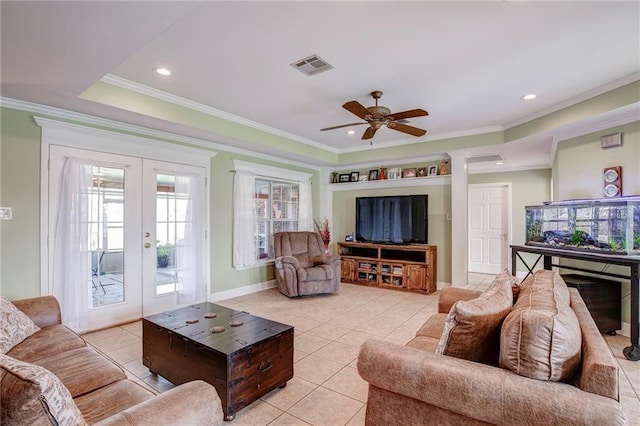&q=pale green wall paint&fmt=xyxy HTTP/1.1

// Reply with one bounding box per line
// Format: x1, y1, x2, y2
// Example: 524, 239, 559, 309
505, 81, 640, 143
338, 131, 504, 165
553, 121, 640, 200
0, 107, 320, 300
81, 81, 339, 164
553, 121, 640, 326
332, 184, 452, 283
0, 109, 42, 299
468, 168, 551, 245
